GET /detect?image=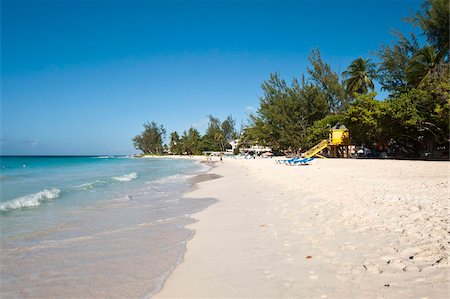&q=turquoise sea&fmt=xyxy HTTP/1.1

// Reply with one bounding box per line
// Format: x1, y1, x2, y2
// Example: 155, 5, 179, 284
0, 156, 214, 298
